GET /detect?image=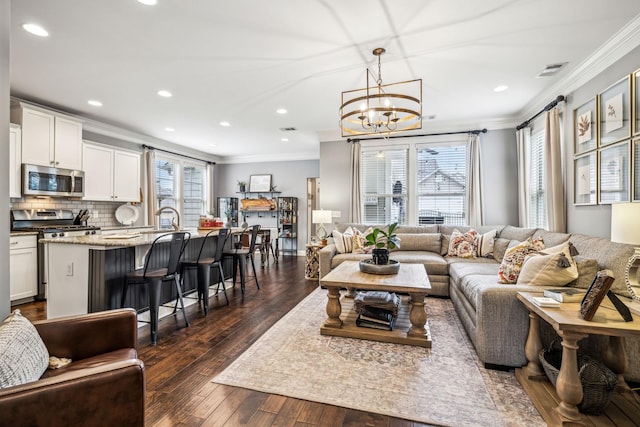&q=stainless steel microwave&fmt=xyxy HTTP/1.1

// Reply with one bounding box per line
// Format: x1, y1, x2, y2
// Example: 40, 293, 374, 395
22, 164, 85, 197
